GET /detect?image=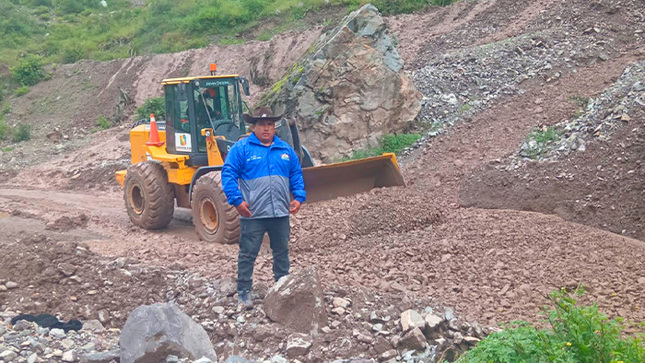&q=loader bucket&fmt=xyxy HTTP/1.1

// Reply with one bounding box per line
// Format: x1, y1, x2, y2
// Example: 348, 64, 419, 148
302, 153, 405, 203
